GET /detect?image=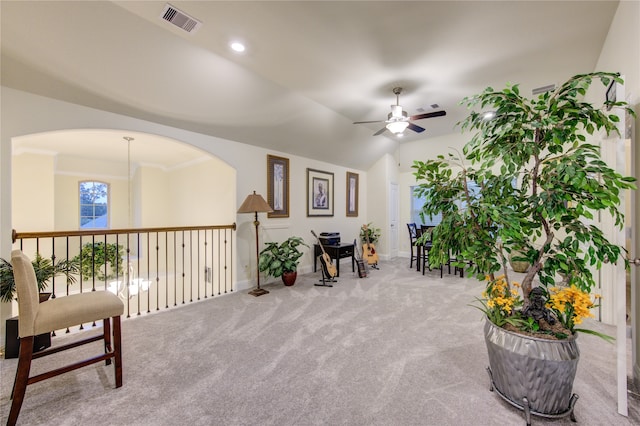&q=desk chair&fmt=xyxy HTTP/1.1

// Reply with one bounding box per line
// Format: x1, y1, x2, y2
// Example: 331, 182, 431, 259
7, 250, 124, 426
